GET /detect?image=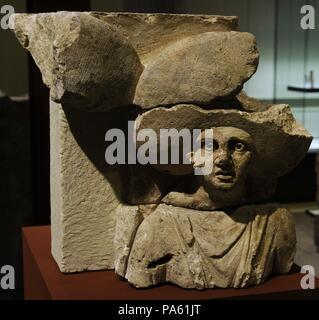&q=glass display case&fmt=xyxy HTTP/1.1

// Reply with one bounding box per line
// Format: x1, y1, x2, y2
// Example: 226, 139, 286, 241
236, 0, 319, 149
276, 0, 319, 143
